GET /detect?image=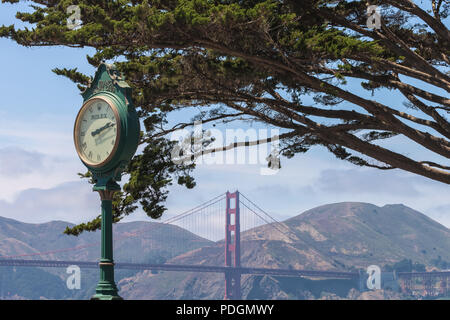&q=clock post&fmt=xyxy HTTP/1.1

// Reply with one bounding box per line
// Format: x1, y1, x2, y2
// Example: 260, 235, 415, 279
73, 63, 140, 300
92, 183, 121, 300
